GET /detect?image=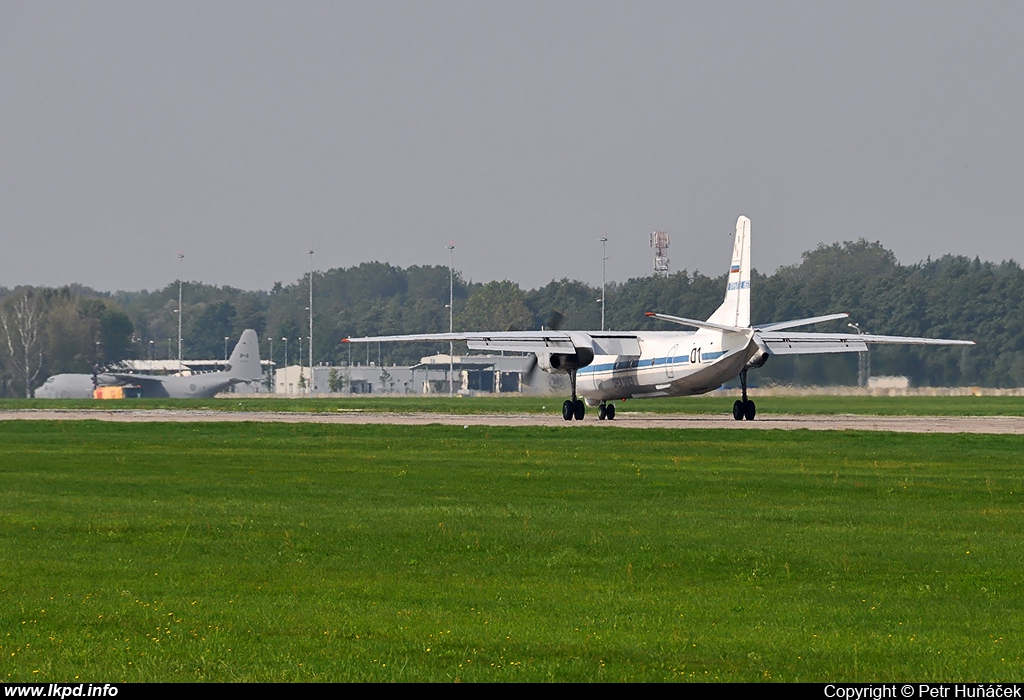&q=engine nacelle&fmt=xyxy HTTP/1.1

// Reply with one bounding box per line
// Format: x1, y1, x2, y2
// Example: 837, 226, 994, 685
744, 350, 770, 369
744, 337, 771, 369
534, 332, 596, 373
536, 347, 595, 373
